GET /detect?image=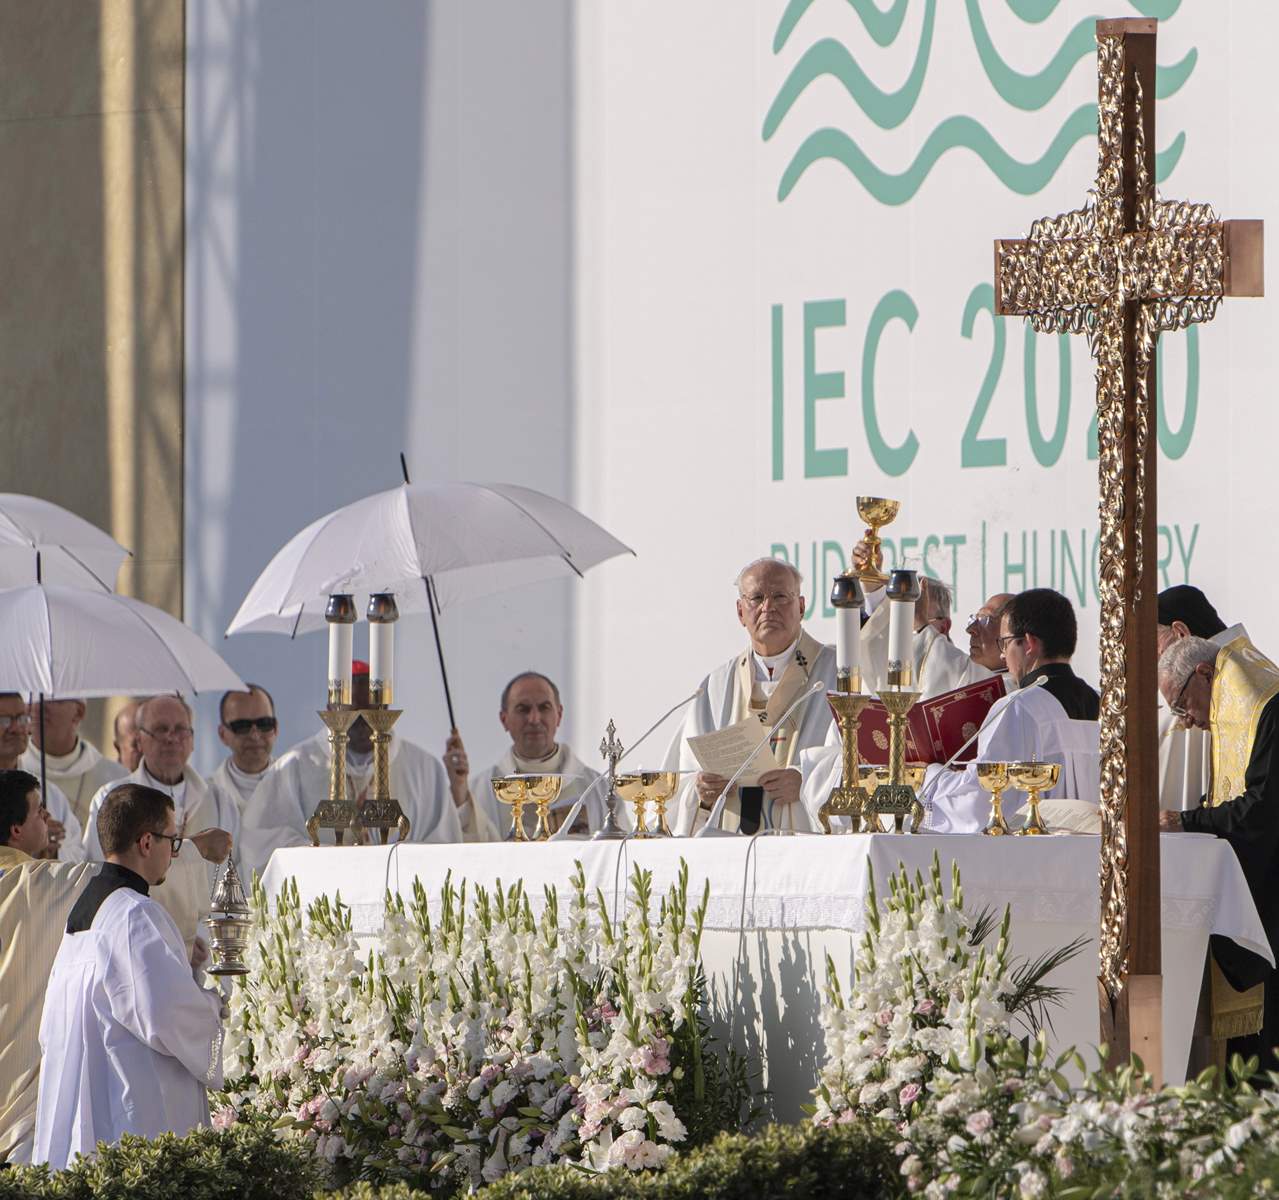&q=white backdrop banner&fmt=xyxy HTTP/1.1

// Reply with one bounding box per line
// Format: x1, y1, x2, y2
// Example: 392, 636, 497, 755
573, 0, 1271, 754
